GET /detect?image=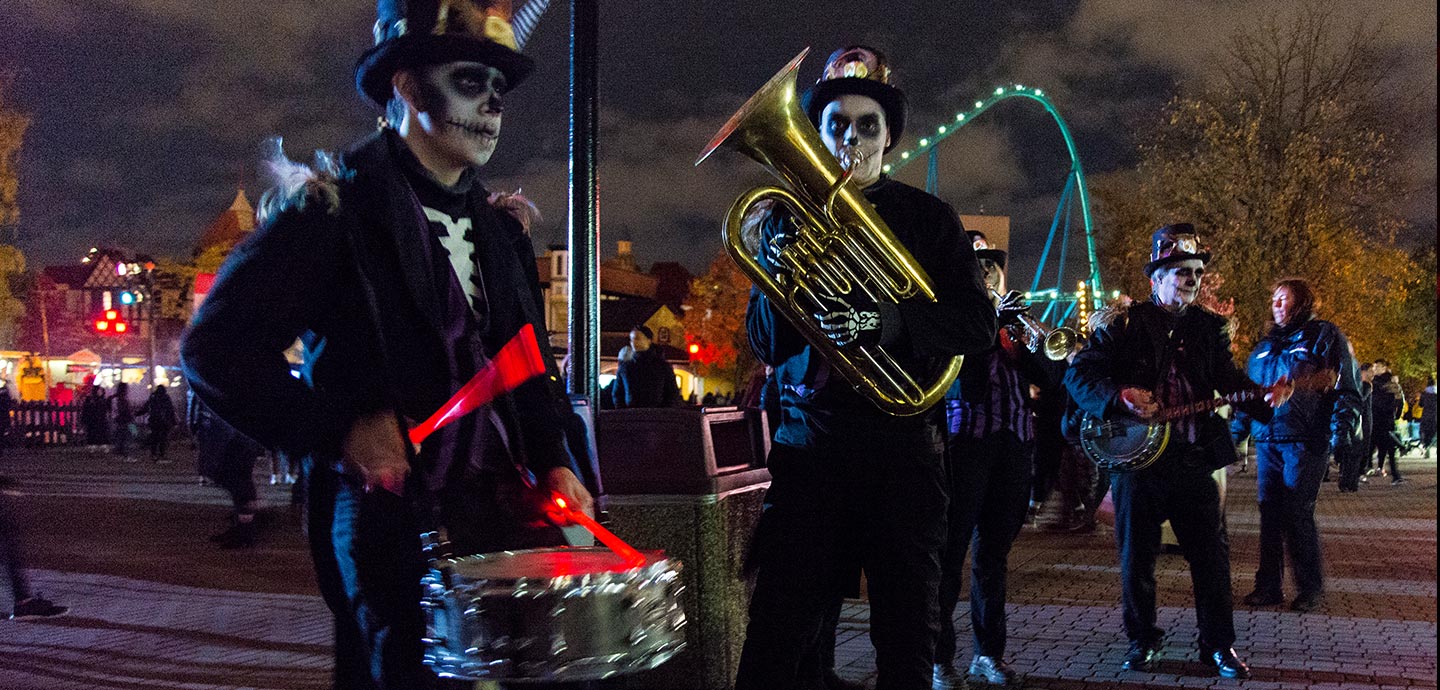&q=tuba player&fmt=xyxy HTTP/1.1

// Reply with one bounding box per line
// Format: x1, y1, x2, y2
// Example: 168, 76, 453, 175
736, 46, 995, 690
